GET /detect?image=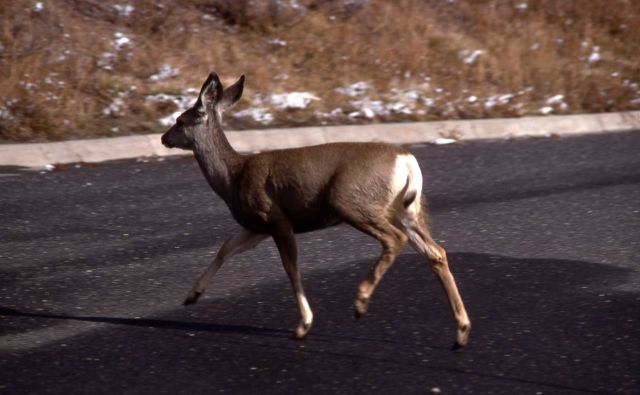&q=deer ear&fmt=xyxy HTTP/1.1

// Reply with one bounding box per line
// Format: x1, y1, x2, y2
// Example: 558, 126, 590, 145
199, 72, 223, 112
220, 75, 245, 110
